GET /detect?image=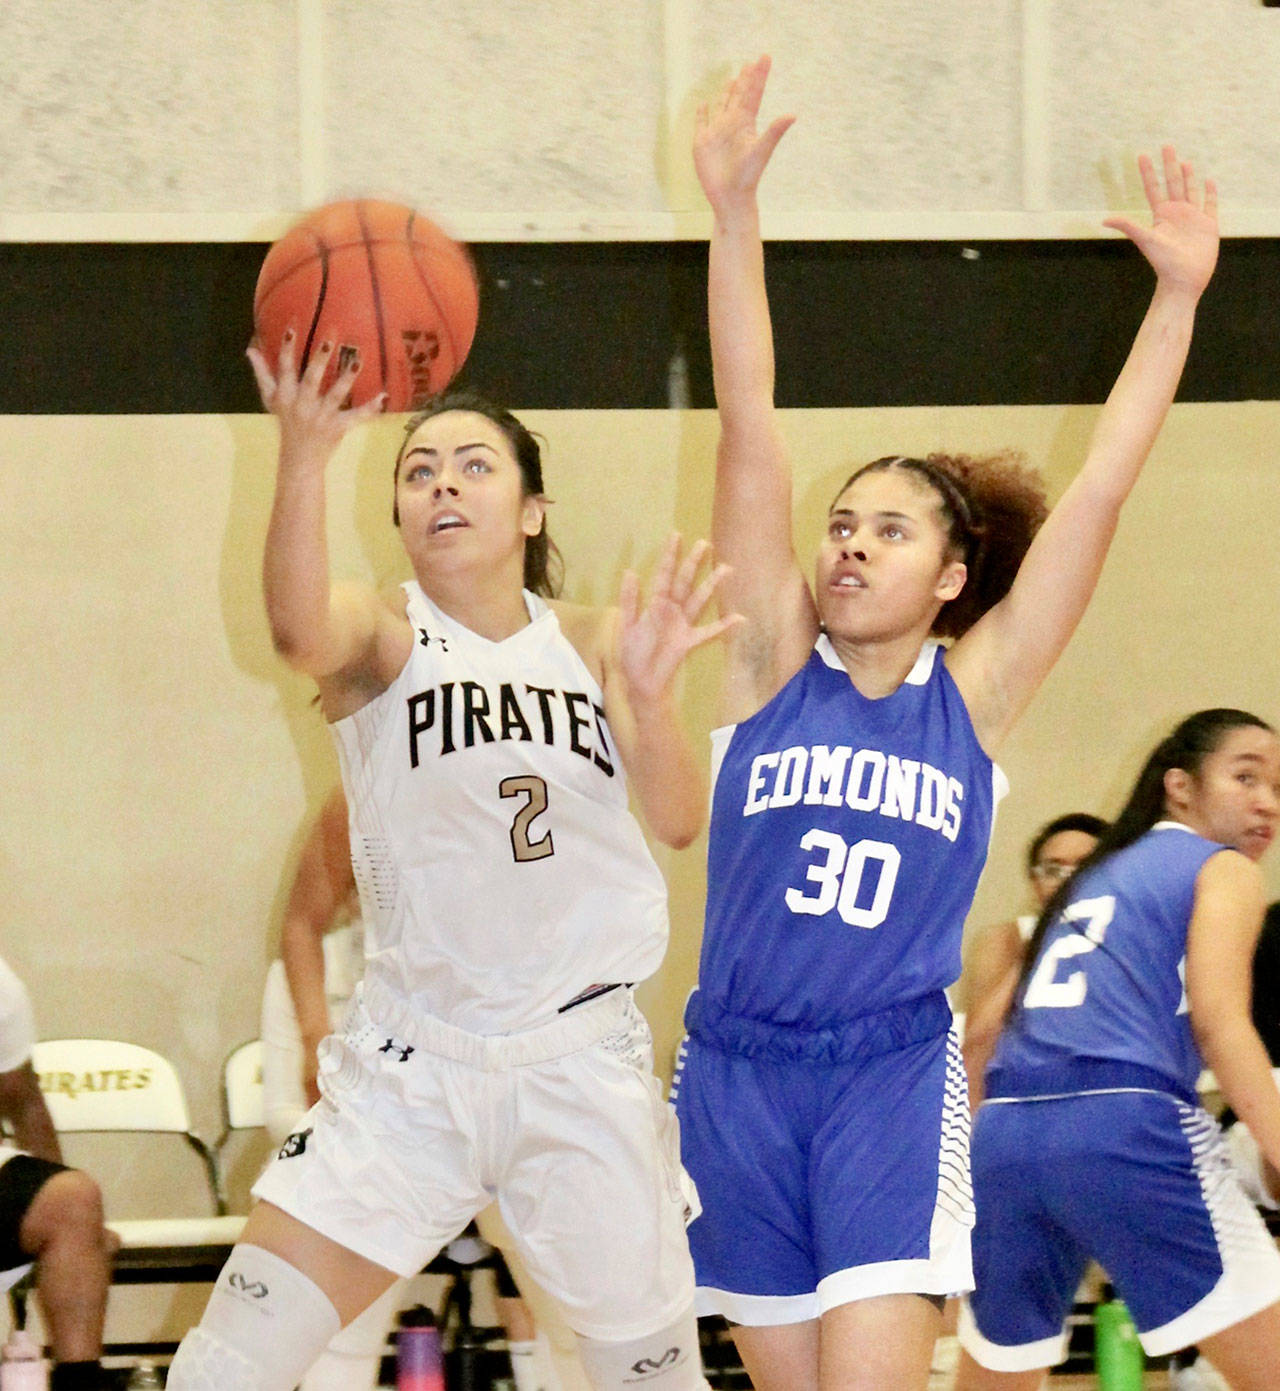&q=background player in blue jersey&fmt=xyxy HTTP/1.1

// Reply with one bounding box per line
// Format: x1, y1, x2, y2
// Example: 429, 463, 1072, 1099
678, 55, 1220, 1390
957, 709, 1280, 1390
